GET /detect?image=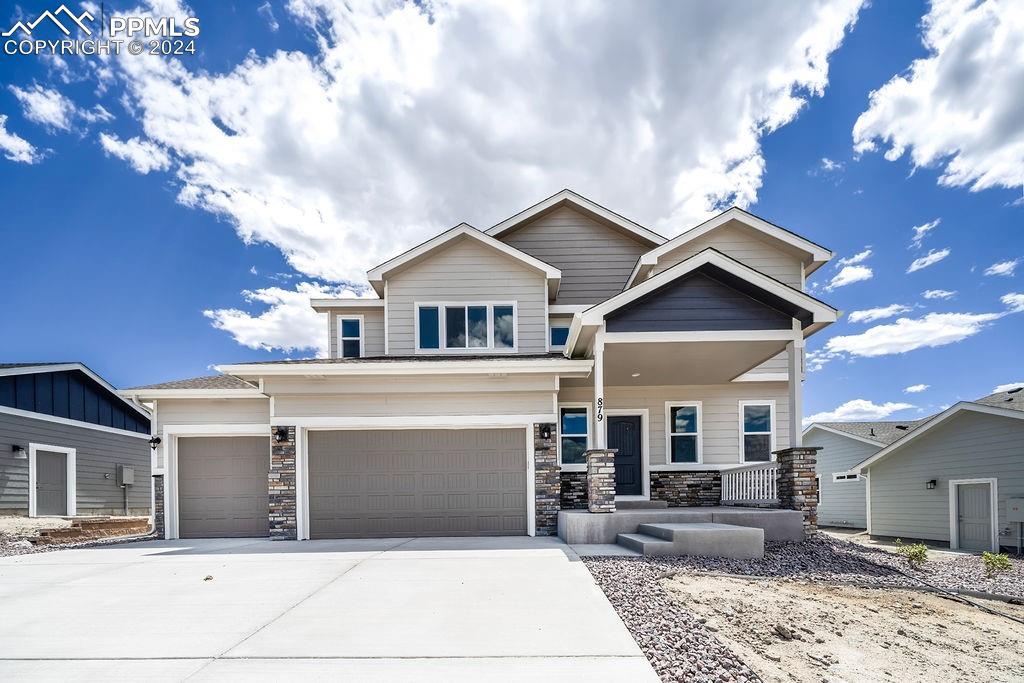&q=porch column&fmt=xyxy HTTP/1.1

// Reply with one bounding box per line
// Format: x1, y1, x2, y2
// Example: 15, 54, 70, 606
787, 324, 804, 447
594, 327, 606, 449
269, 426, 298, 540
